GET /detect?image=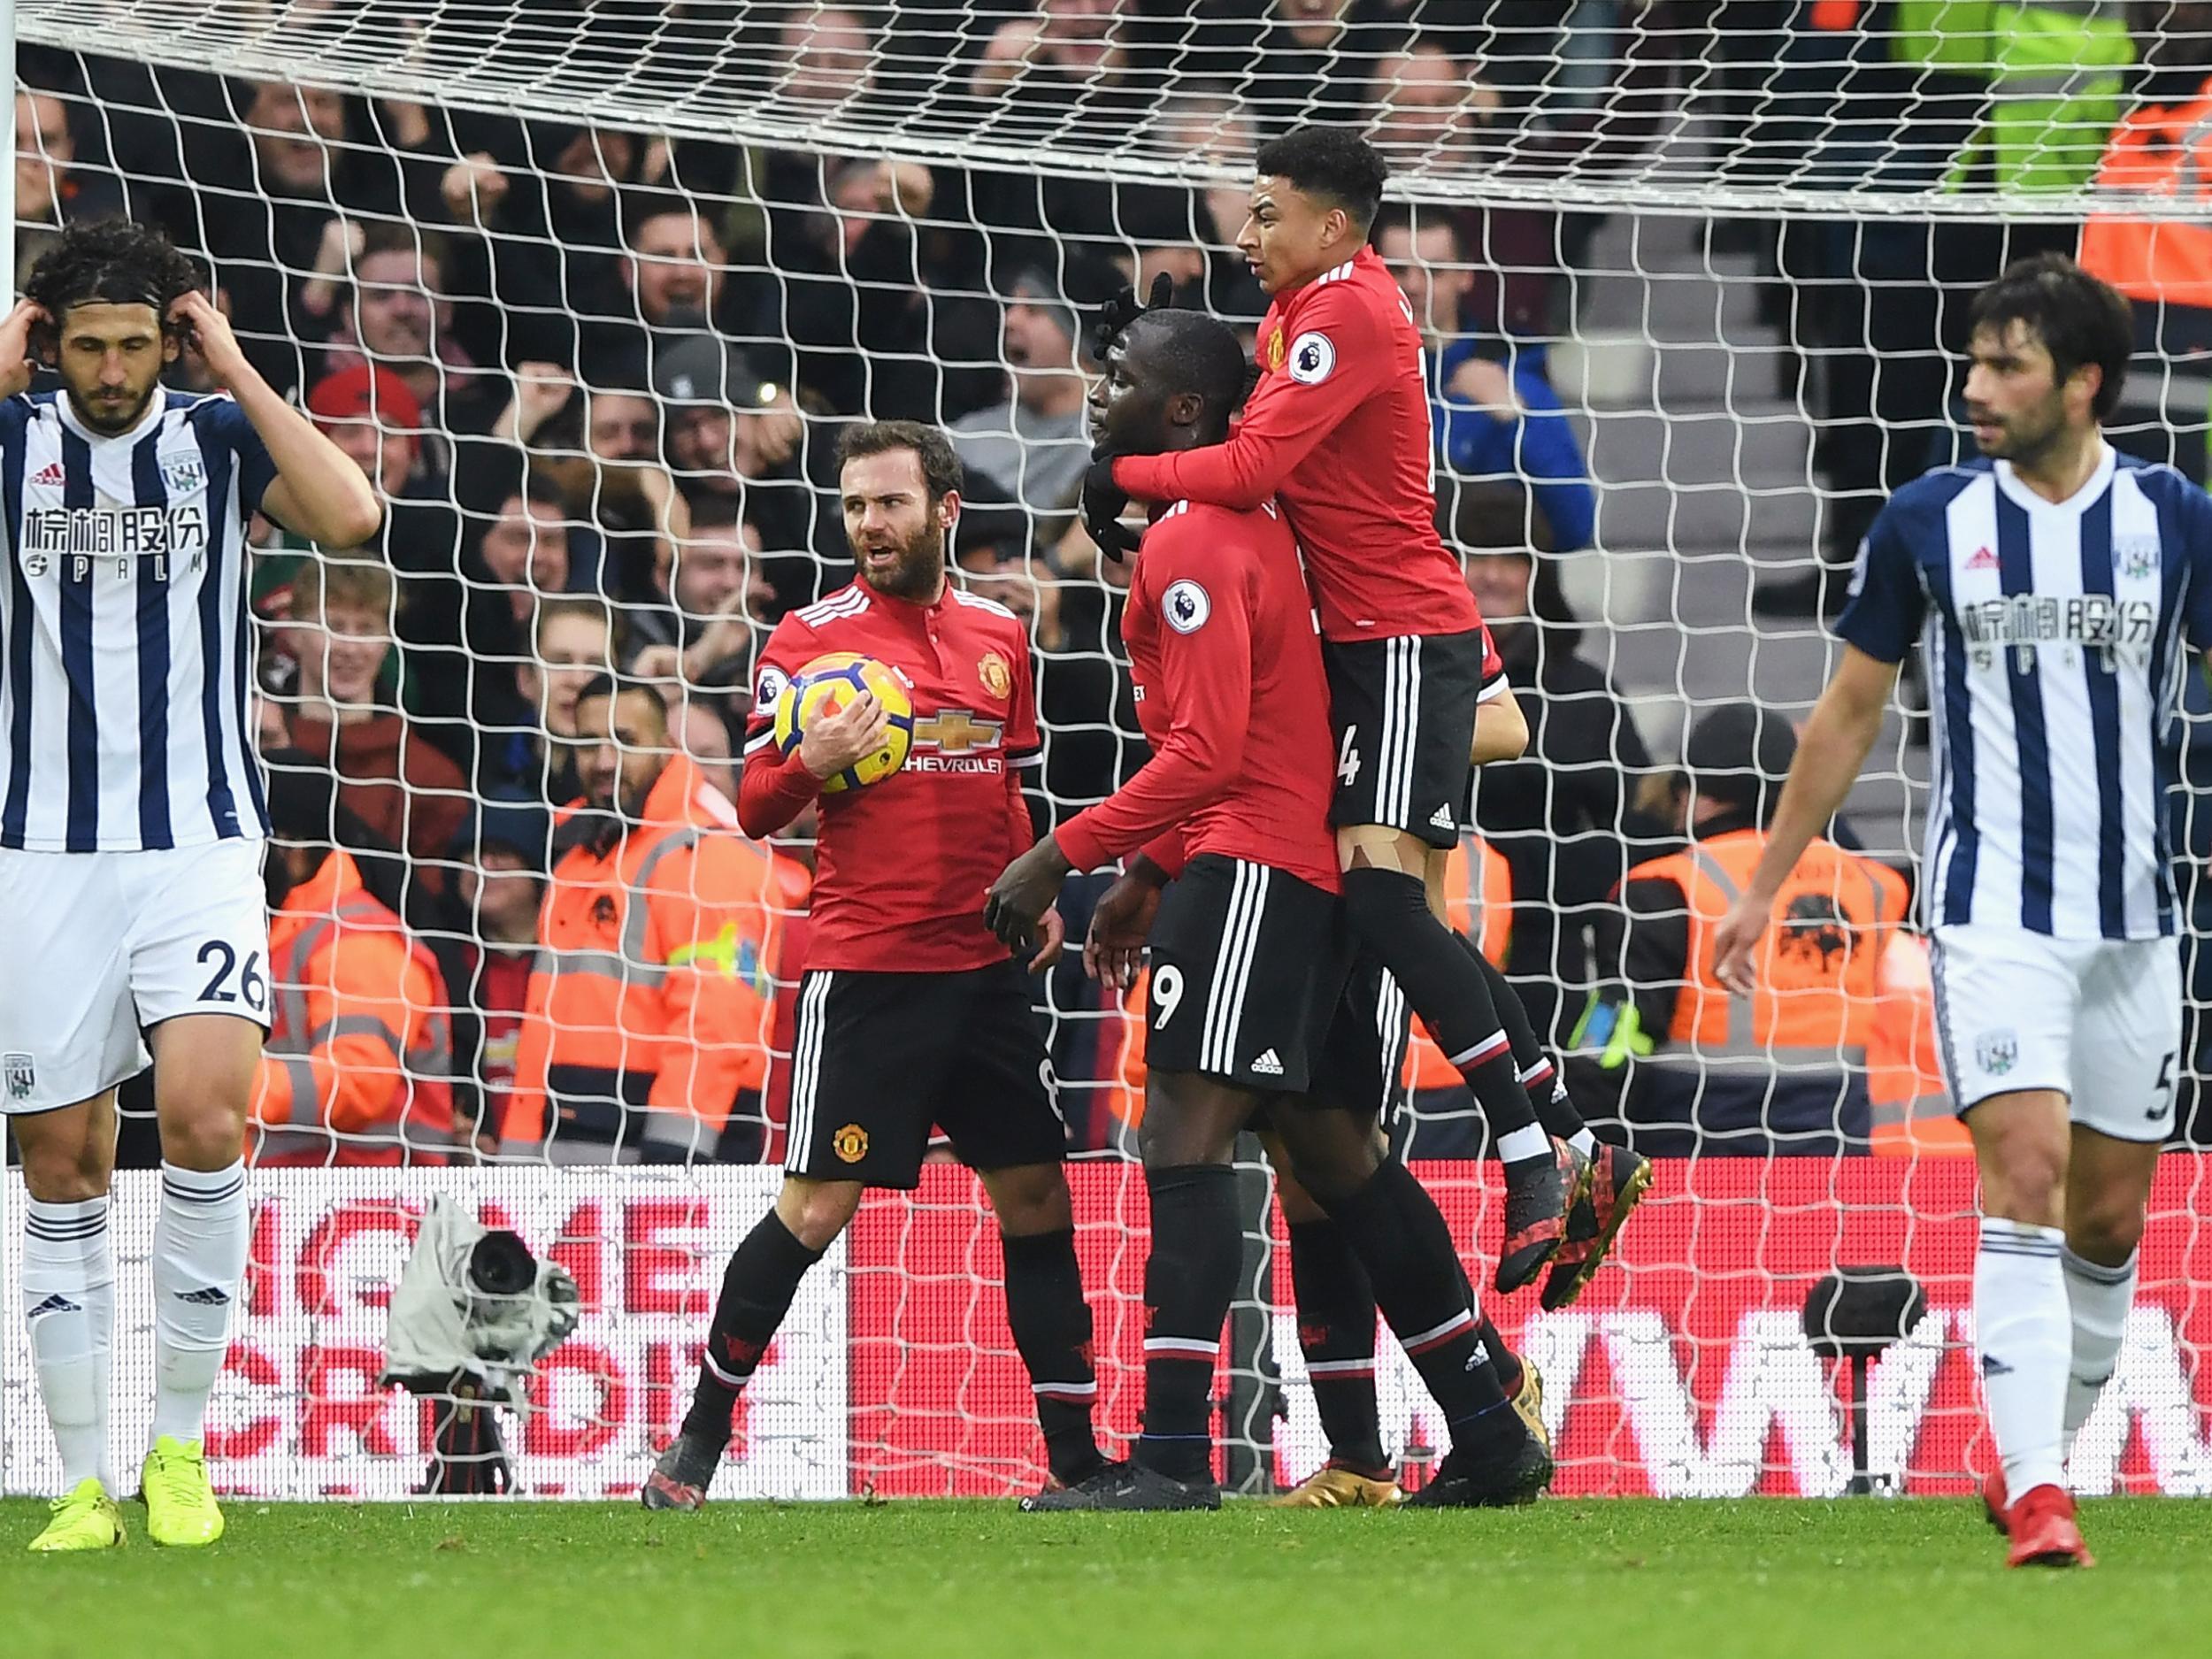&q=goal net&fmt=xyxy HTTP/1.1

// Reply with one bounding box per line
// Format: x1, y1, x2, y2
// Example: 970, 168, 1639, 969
4, 0, 2212, 1502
